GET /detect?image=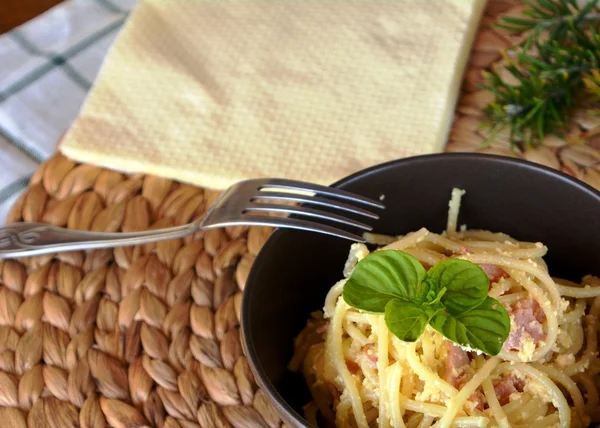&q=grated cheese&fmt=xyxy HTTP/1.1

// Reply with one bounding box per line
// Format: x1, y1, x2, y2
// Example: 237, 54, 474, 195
343, 243, 370, 277
555, 354, 575, 368
415, 383, 448, 405
517, 334, 537, 362
524, 380, 553, 403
